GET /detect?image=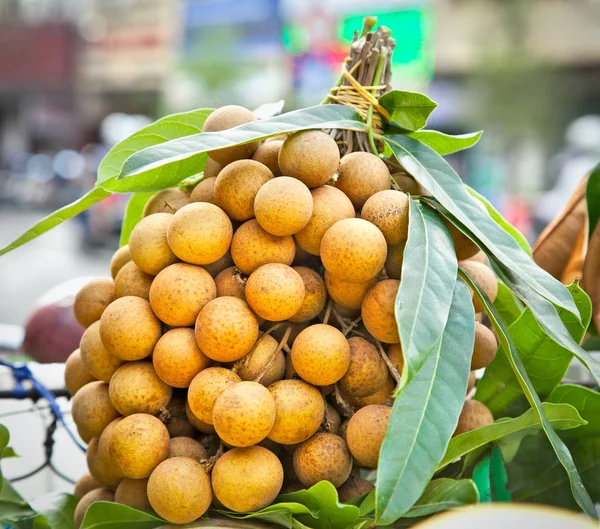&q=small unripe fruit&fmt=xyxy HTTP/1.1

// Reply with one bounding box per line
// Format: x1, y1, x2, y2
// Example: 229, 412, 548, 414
454, 399, 494, 436
361, 280, 400, 344
293, 433, 353, 487
346, 404, 391, 468
143, 189, 190, 216
64, 349, 95, 395
336, 152, 391, 208
361, 190, 409, 245
129, 213, 179, 275
74, 279, 115, 328
110, 246, 132, 279
203, 105, 259, 164
339, 337, 388, 397
188, 367, 241, 424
